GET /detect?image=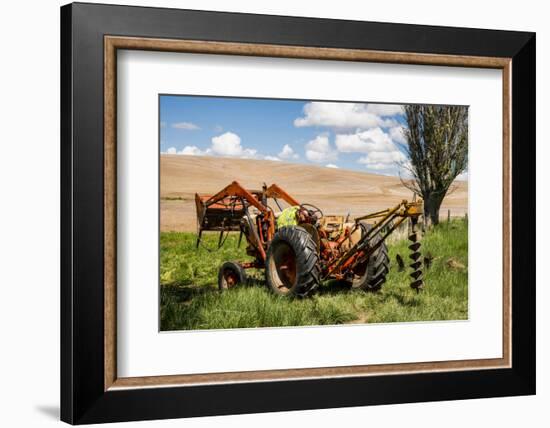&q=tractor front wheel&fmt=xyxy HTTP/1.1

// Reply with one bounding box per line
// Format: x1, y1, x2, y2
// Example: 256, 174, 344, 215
218, 261, 247, 290
266, 226, 321, 297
